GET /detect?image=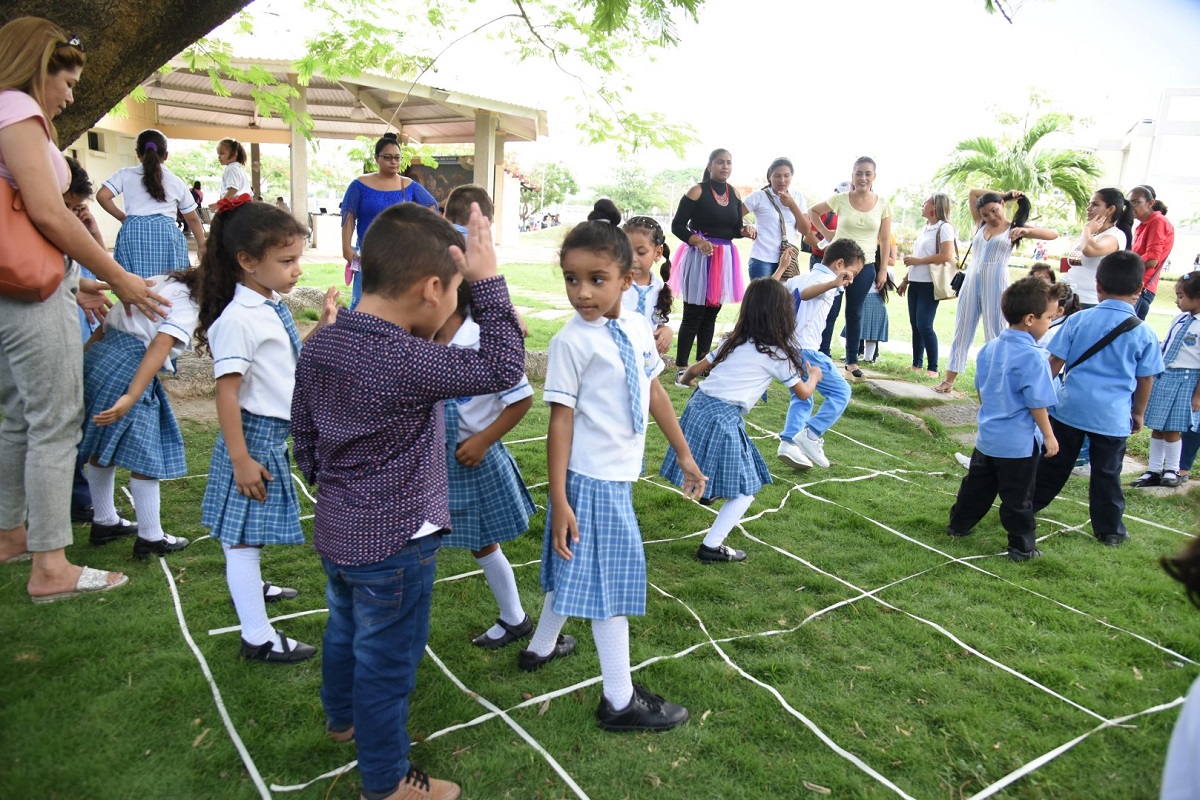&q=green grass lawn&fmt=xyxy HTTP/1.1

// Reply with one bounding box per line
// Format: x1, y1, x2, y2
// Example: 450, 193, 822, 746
2, 378, 1197, 799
